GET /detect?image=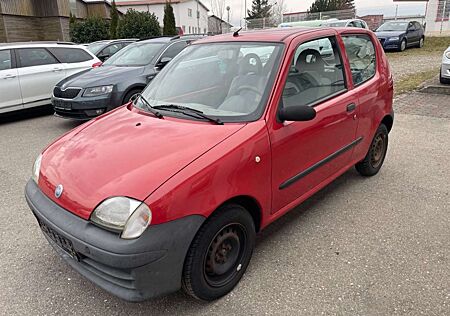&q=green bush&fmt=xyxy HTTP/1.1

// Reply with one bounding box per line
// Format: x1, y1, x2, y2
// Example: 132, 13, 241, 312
70, 16, 109, 43
118, 9, 161, 39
